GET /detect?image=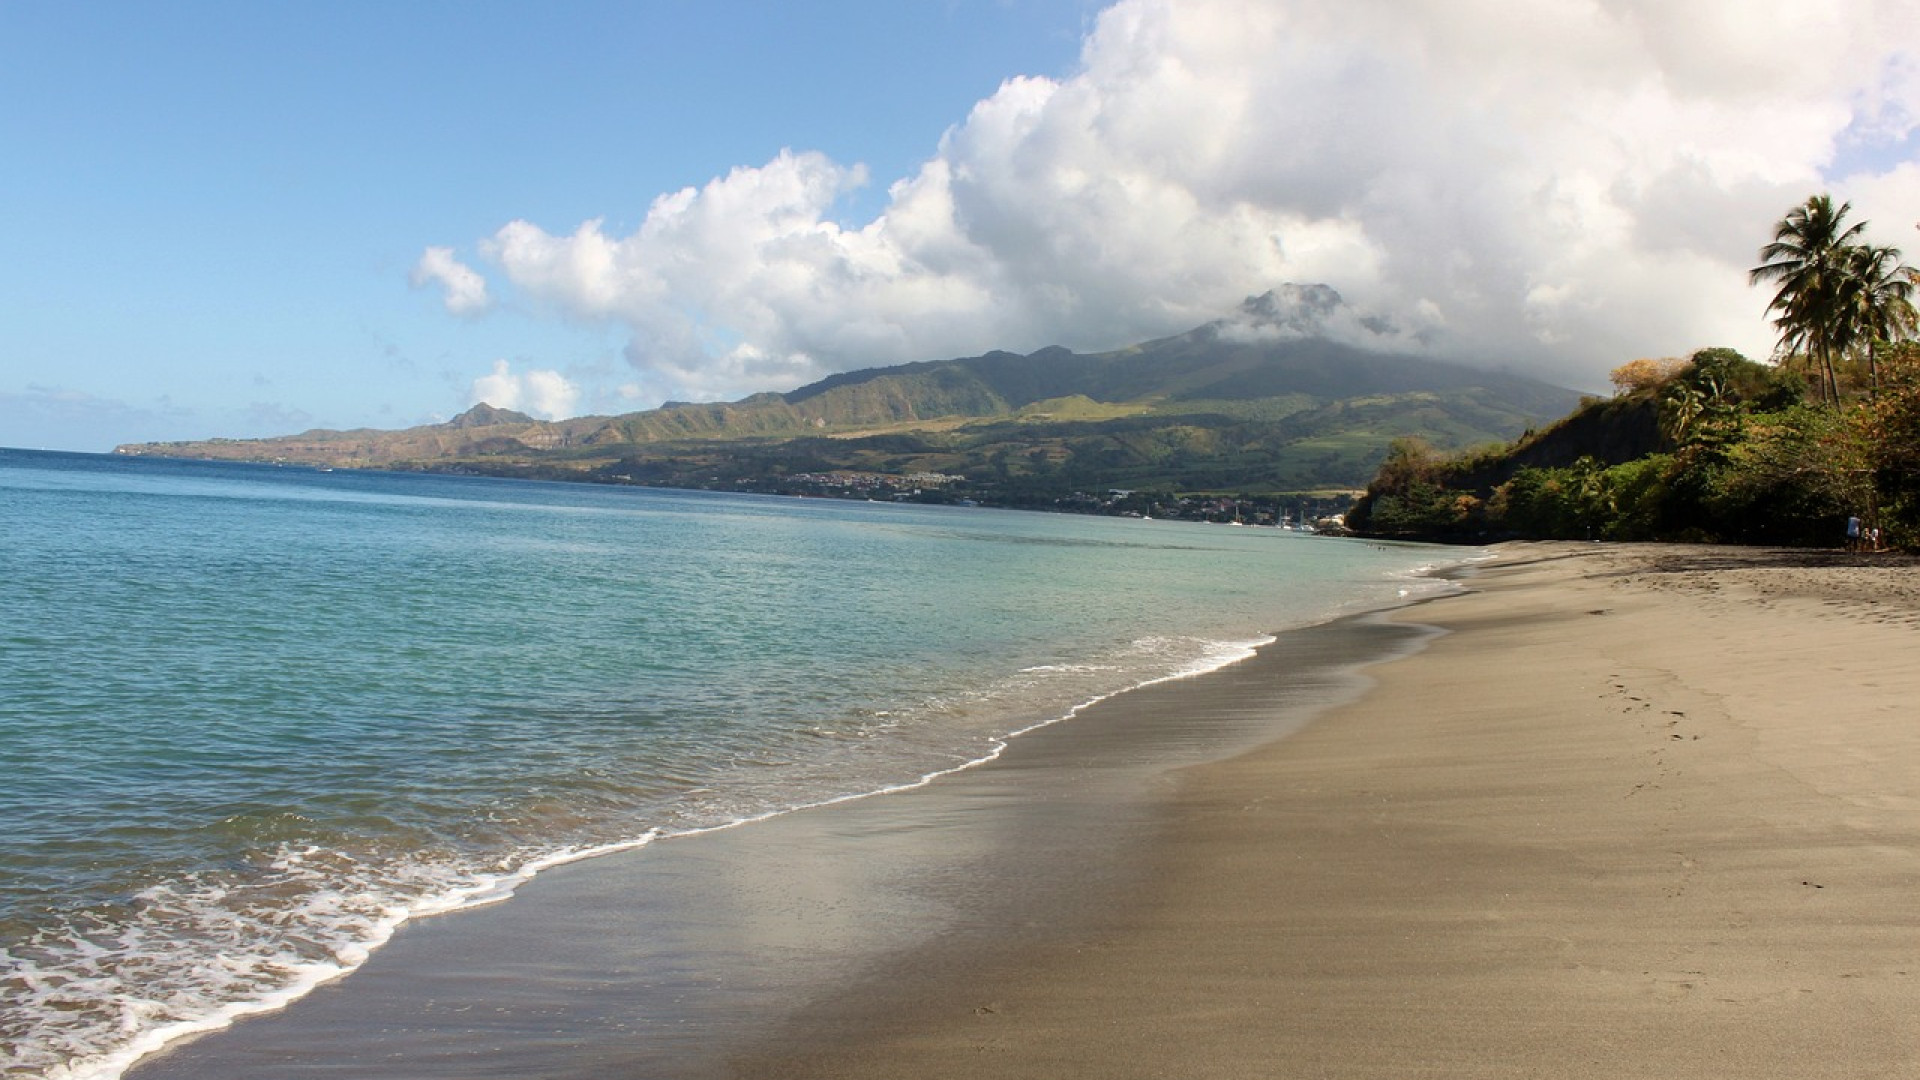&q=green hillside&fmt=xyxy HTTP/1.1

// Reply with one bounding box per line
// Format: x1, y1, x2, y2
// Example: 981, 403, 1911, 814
1347, 345, 1920, 547
117, 289, 1582, 508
